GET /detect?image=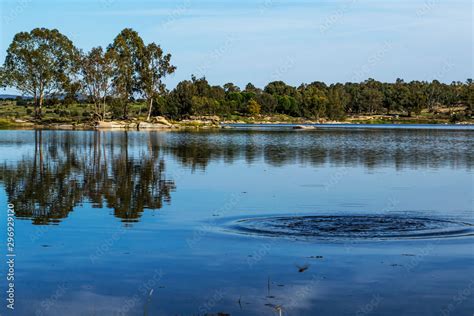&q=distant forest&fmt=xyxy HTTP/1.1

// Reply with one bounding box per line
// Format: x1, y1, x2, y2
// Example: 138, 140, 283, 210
1, 28, 473, 121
